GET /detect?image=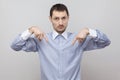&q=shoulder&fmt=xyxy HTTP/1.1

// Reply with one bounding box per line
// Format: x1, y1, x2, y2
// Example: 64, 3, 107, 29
46, 32, 52, 38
